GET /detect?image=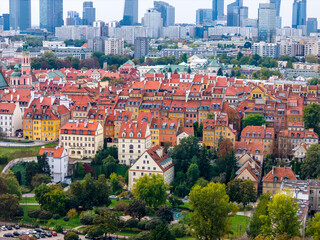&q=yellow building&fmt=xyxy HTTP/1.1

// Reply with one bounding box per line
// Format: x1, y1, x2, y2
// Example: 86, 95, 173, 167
247, 85, 276, 101
125, 98, 141, 119
114, 111, 133, 139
